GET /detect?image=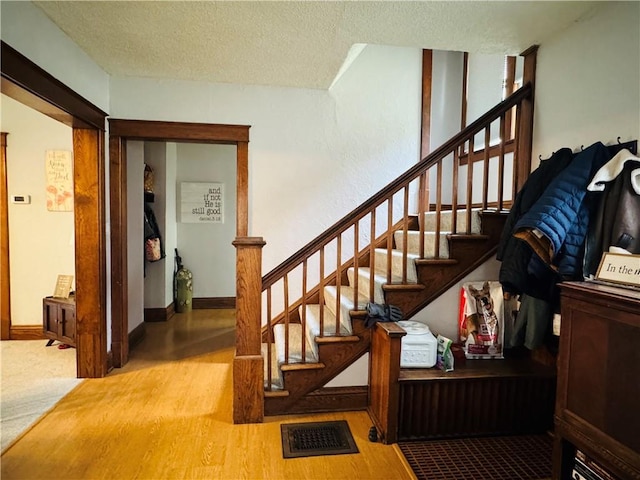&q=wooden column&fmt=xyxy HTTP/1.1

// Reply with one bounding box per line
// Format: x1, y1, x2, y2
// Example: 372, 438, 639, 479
368, 322, 406, 444
236, 141, 249, 237
420, 50, 433, 161
232, 236, 266, 424
515, 45, 537, 192
74, 128, 108, 378
1, 132, 10, 340
109, 134, 128, 368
